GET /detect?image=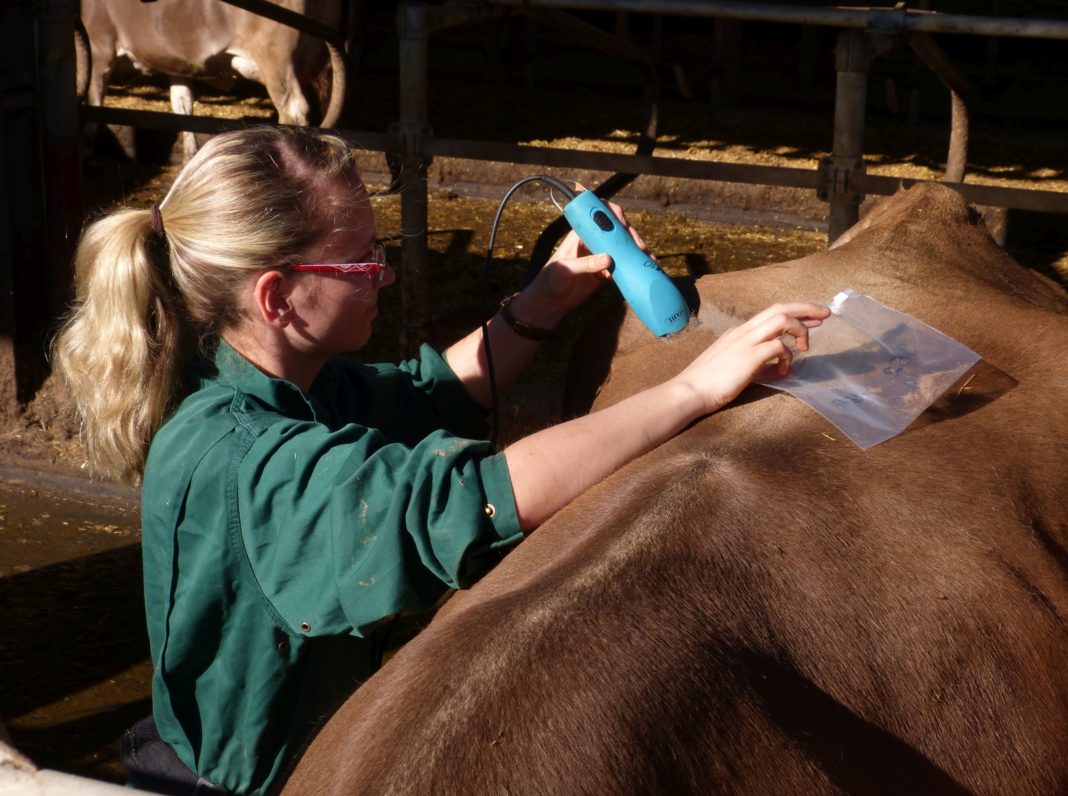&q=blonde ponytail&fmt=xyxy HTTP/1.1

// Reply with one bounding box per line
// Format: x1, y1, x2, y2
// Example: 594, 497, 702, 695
54, 208, 189, 485
54, 126, 361, 485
